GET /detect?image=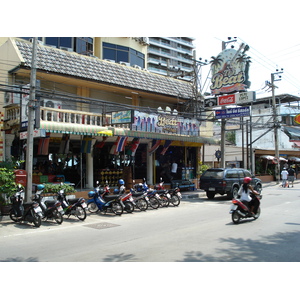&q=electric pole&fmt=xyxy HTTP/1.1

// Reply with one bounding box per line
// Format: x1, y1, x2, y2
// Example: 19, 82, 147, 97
271, 69, 284, 184
25, 37, 38, 202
